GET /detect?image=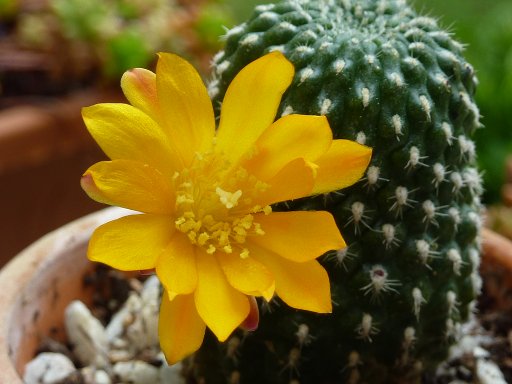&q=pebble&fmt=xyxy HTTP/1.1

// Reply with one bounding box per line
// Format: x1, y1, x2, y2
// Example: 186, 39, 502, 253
106, 275, 160, 355
23, 352, 76, 384
65, 300, 109, 368
476, 359, 507, 384
113, 360, 160, 384
160, 360, 186, 384
81, 366, 112, 384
